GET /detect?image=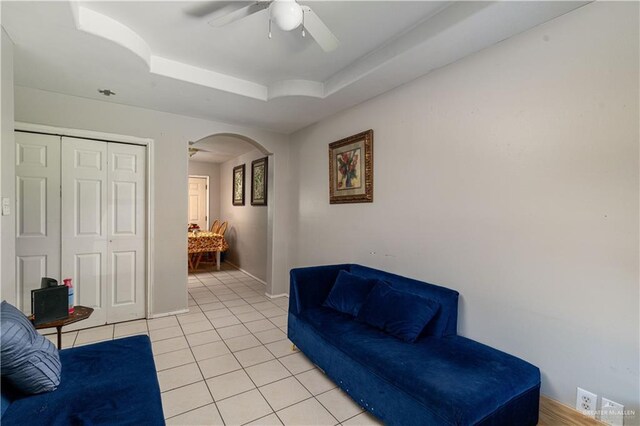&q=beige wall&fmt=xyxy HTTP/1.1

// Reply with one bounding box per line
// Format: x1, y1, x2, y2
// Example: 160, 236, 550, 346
220, 149, 269, 282
288, 2, 639, 417
188, 160, 221, 226
1, 28, 16, 304
13, 86, 291, 314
